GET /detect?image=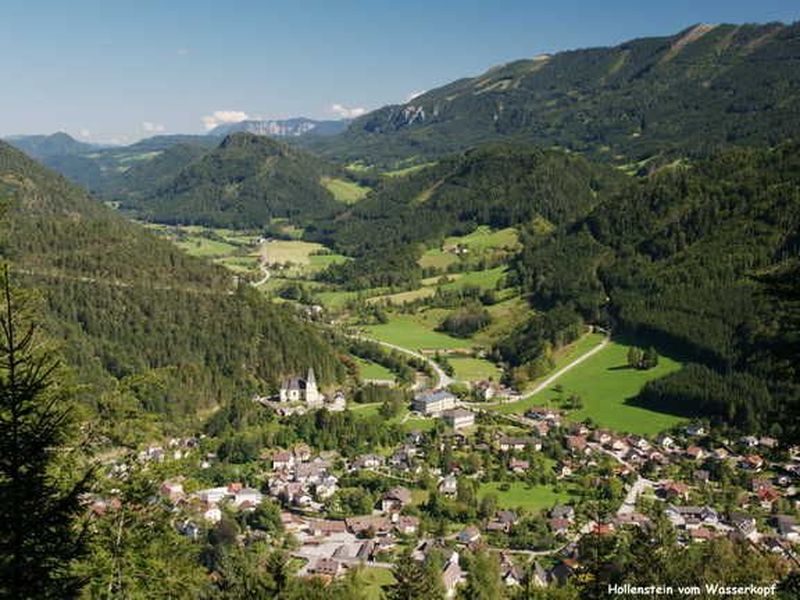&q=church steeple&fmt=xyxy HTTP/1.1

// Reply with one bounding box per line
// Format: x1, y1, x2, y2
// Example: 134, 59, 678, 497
306, 367, 317, 393
306, 367, 317, 389
305, 367, 321, 406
